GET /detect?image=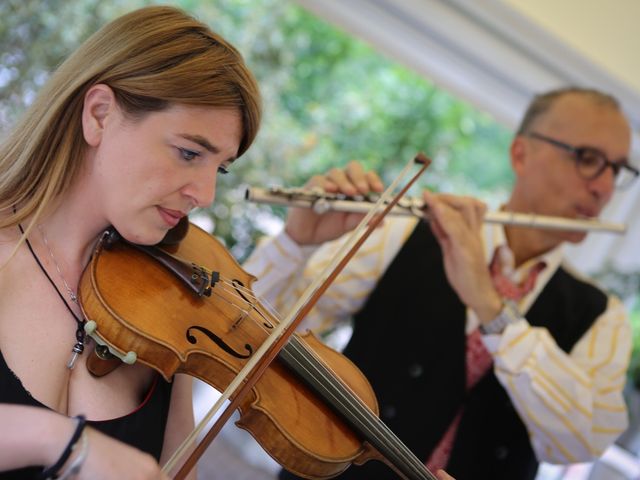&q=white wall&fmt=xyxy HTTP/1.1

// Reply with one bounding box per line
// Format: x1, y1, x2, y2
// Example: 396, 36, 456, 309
504, 0, 640, 95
